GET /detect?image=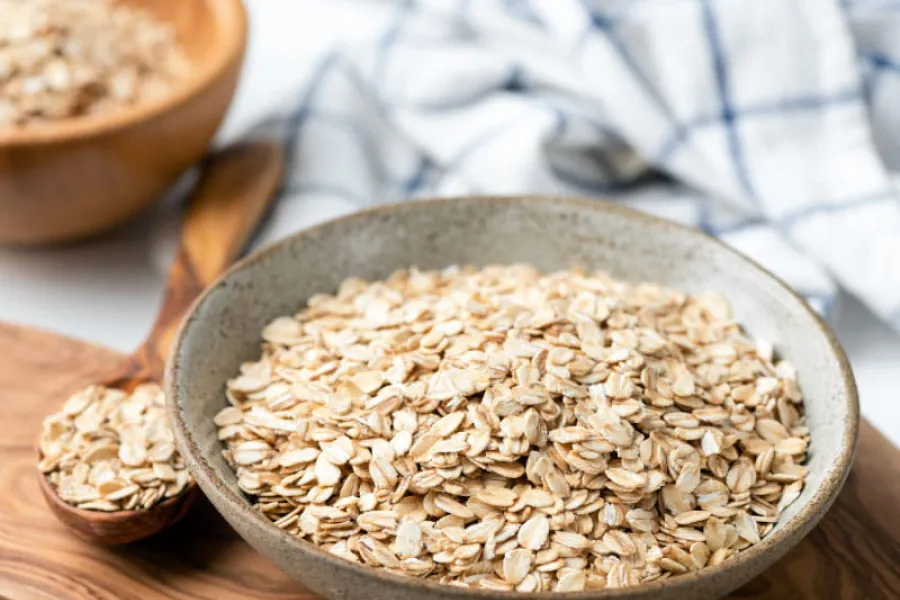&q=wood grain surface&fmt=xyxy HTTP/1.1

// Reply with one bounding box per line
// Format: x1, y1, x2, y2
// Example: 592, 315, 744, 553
1, 322, 898, 599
